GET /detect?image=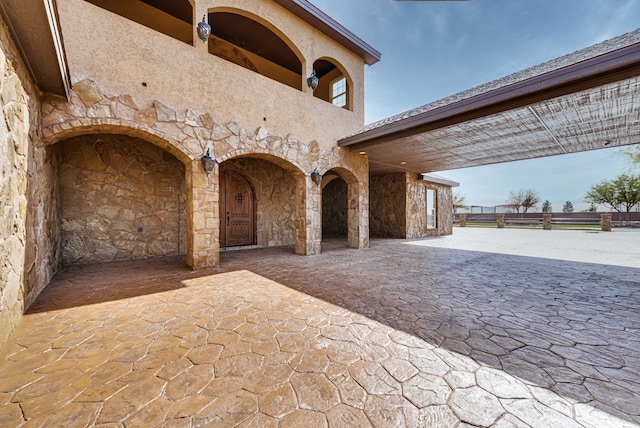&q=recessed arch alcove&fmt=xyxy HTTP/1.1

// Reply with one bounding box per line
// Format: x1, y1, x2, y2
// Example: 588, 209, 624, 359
219, 153, 305, 250
85, 0, 193, 44
311, 57, 353, 110
320, 167, 362, 249
208, 10, 303, 90
56, 133, 187, 265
